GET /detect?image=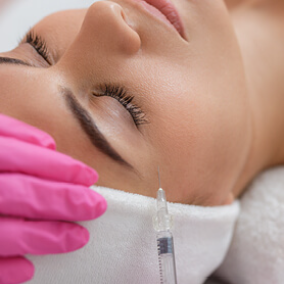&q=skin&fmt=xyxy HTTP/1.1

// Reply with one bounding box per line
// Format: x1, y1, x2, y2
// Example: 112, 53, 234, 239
0, 0, 283, 206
